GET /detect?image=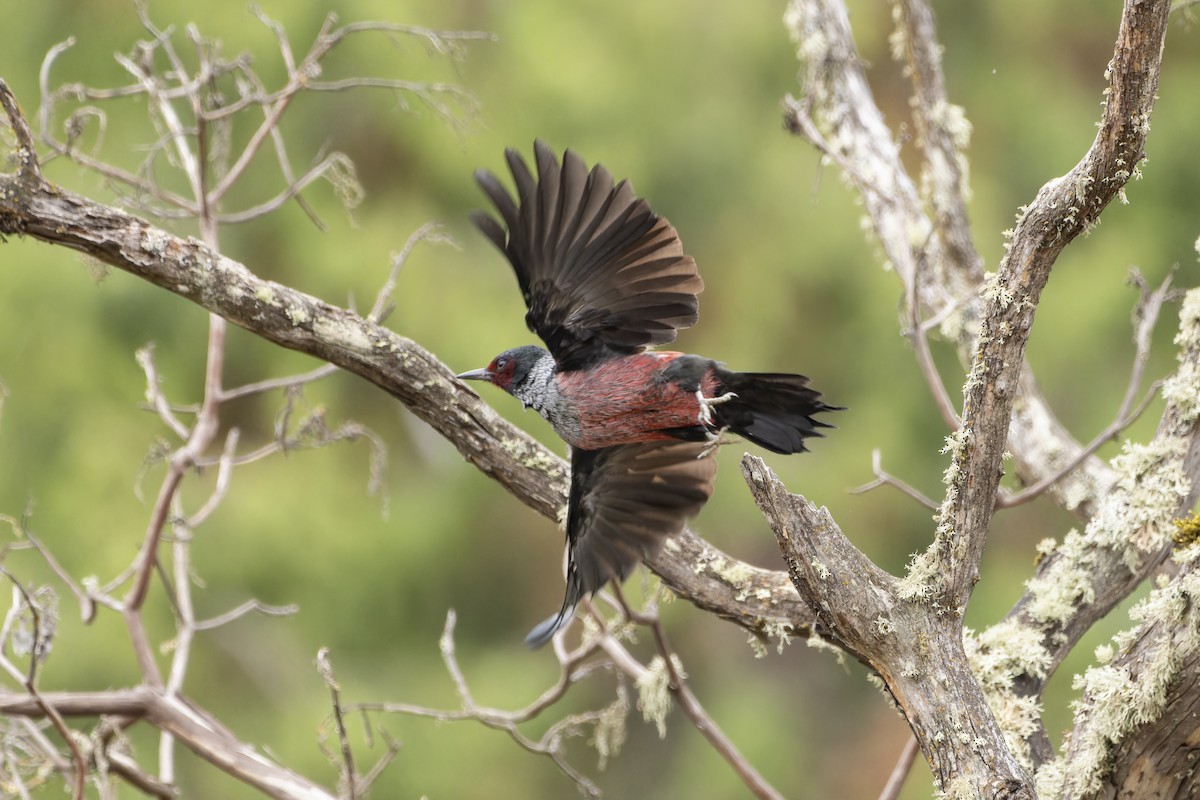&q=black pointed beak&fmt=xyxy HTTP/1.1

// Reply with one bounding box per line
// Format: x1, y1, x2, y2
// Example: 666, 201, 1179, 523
456, 367, 494, 382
